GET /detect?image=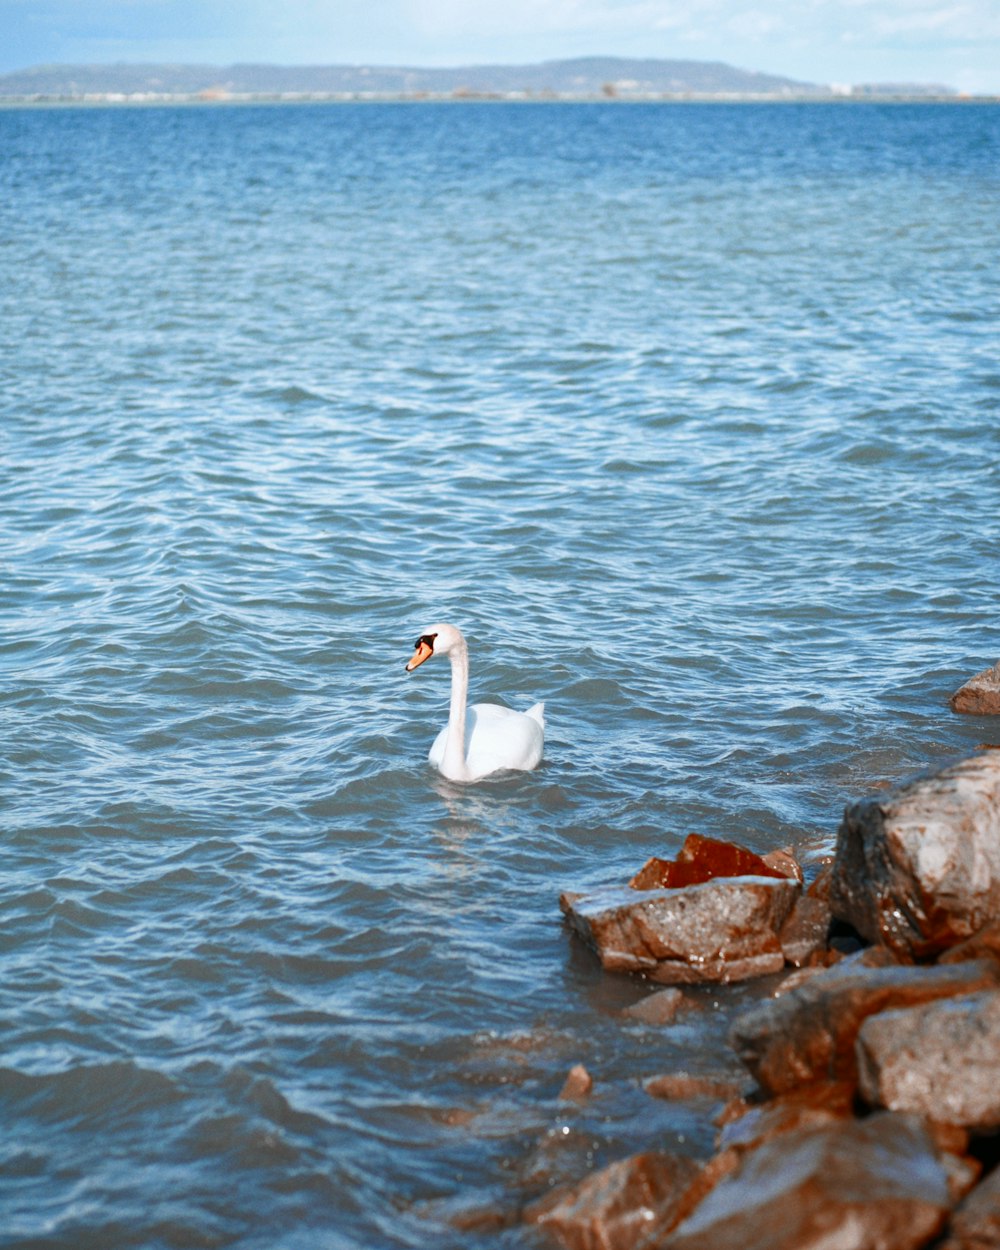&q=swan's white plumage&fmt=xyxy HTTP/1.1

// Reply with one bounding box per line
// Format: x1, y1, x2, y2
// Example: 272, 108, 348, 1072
428, 701, 544, 778
406, 623, 544, 782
